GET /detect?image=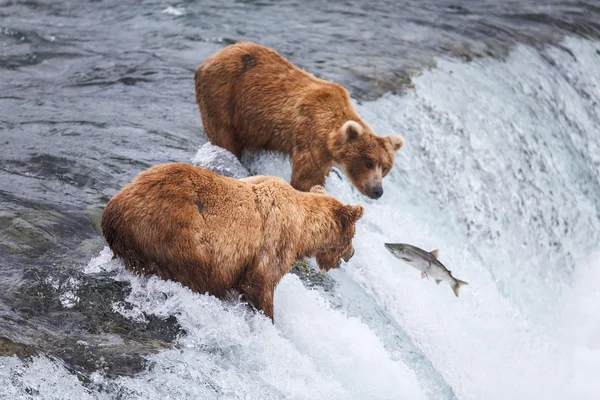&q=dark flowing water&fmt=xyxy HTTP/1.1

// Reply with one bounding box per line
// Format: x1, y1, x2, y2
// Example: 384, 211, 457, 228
1, 1, 599, 398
